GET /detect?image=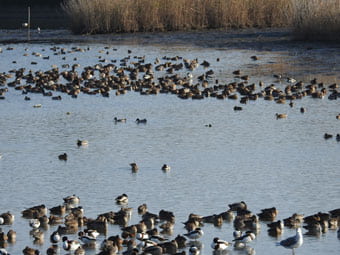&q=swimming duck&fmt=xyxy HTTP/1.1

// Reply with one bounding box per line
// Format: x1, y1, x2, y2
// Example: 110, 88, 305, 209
77, 140, 88, 146
84, 229, 100, 239
63, 195, 80, 205
130, 163, 138, 172
135, 118, 147, 124
22, 246, 41, 255
58, 153, 67, 161
0, 248, 9, 255
161, 164, 171, 171
189, 245, 200, 255
233, 231, 256, 246
114, 117, 127, 123
115, 194, 128, 204
29, 219, 40, 229
0, 212, 14, 225
276, 113, 287, 119
62, 236, 81, 251
211, 237, 231, 250
50, 230, 61, 244
228, 201, 247, 211
7, 229, 16, 243
78, 231, 96, 245
184, 228, 204, 240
